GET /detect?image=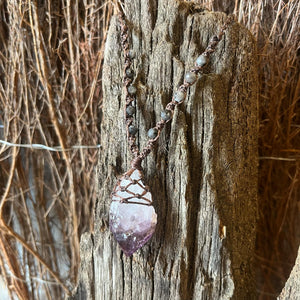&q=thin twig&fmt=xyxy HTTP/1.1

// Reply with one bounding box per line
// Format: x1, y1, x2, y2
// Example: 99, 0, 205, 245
0, 140, 101, 151
258, 156, 297, 161
0, 221, 71, 295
